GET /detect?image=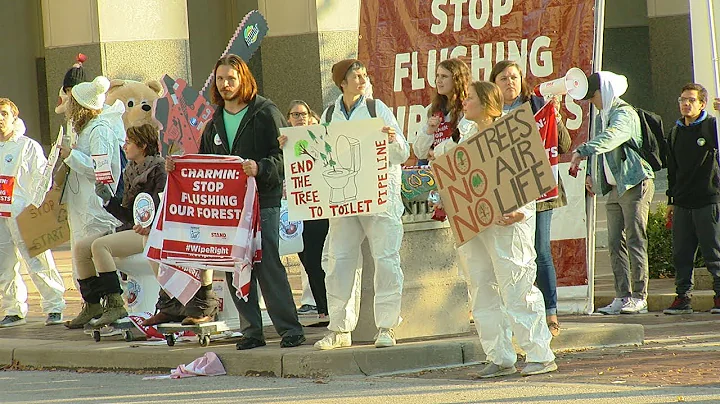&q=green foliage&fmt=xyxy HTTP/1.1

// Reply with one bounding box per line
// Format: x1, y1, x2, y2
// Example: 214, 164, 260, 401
647, 203, 674, 279
294, 139, 309, 157
308, 130, 318, 143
